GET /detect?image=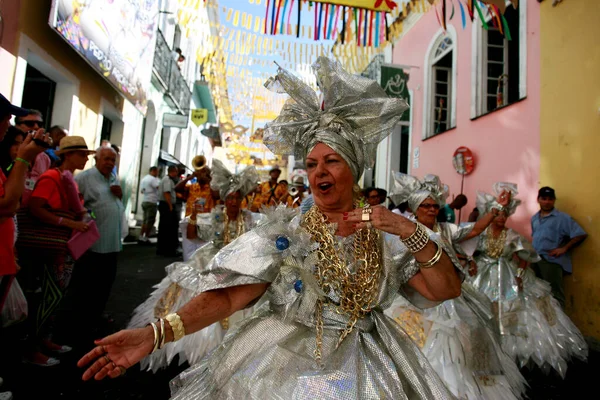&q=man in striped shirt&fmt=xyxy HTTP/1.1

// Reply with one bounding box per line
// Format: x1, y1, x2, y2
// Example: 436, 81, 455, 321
70, 146, 124, 336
